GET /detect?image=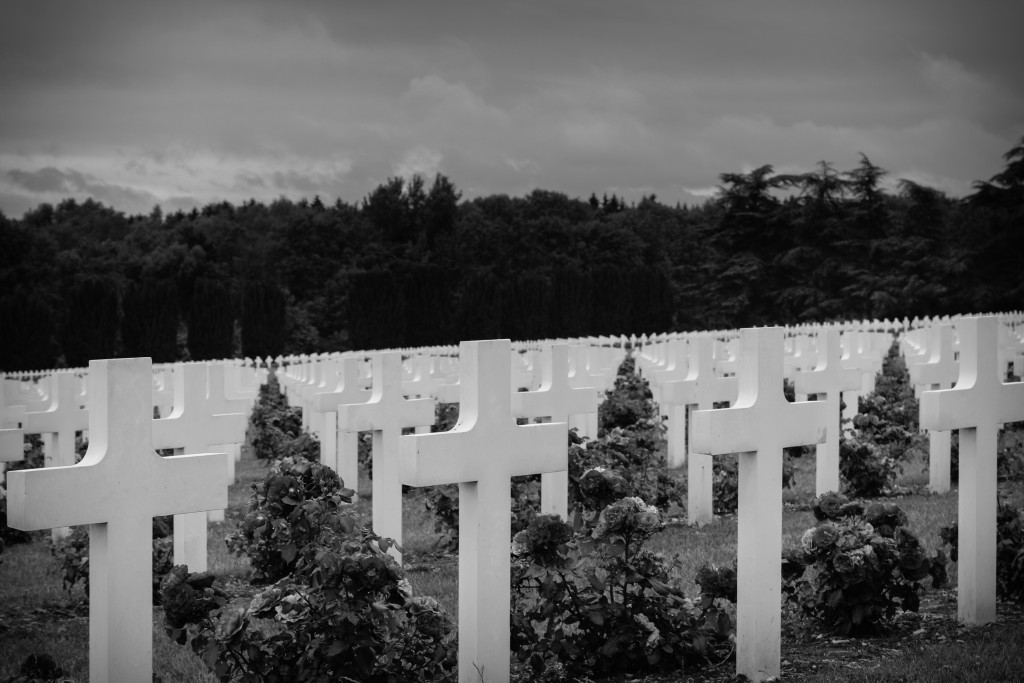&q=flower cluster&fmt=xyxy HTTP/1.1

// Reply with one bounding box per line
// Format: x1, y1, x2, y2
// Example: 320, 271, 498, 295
786, 492, 947, 635
511, 514, 574, 567
591, 496, 664, 542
